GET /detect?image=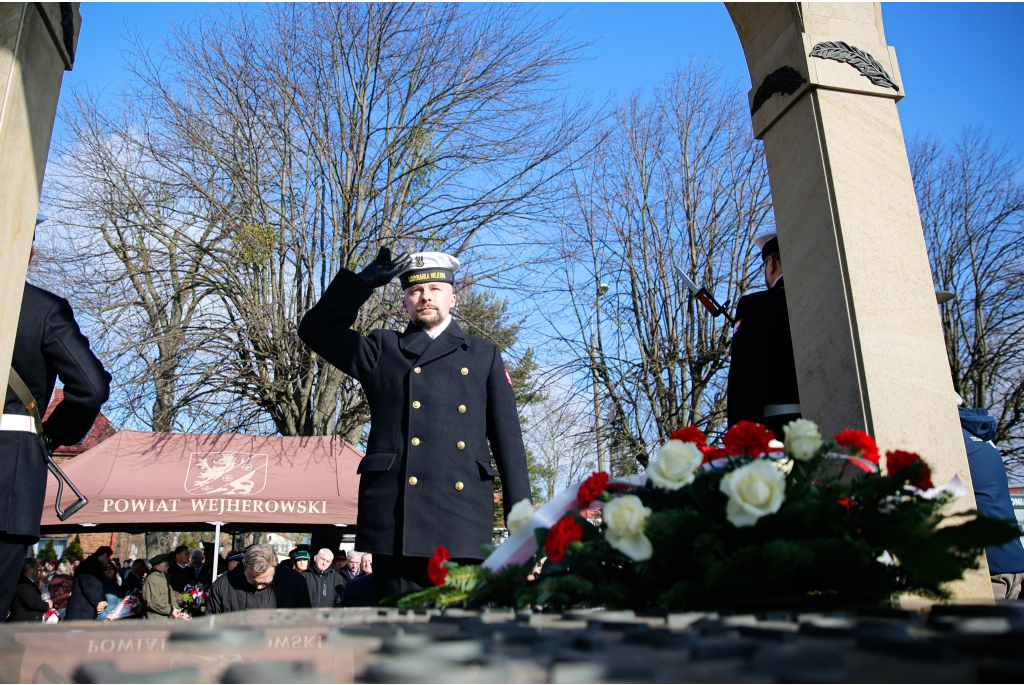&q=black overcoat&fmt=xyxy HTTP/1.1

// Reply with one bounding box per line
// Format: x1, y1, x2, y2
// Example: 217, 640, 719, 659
298, 269, 532, 559
726, 277, 801, 439
7, 576, 49, 622
65, 556, 107, 621
1, 284, 110, 539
